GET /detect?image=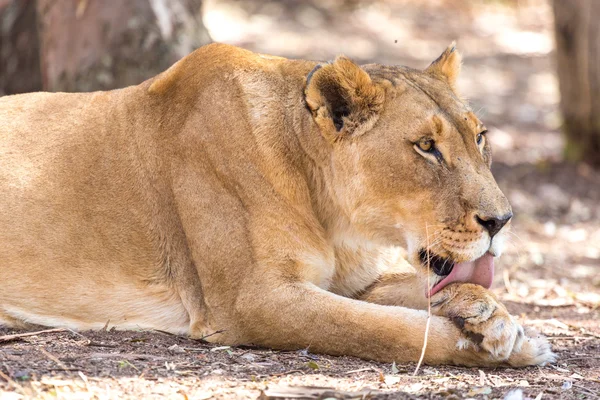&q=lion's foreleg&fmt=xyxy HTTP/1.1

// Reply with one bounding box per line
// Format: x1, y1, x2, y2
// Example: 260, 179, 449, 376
359, 271, 429, 310
358, 274, 556, 366
233, 274, 469, 365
